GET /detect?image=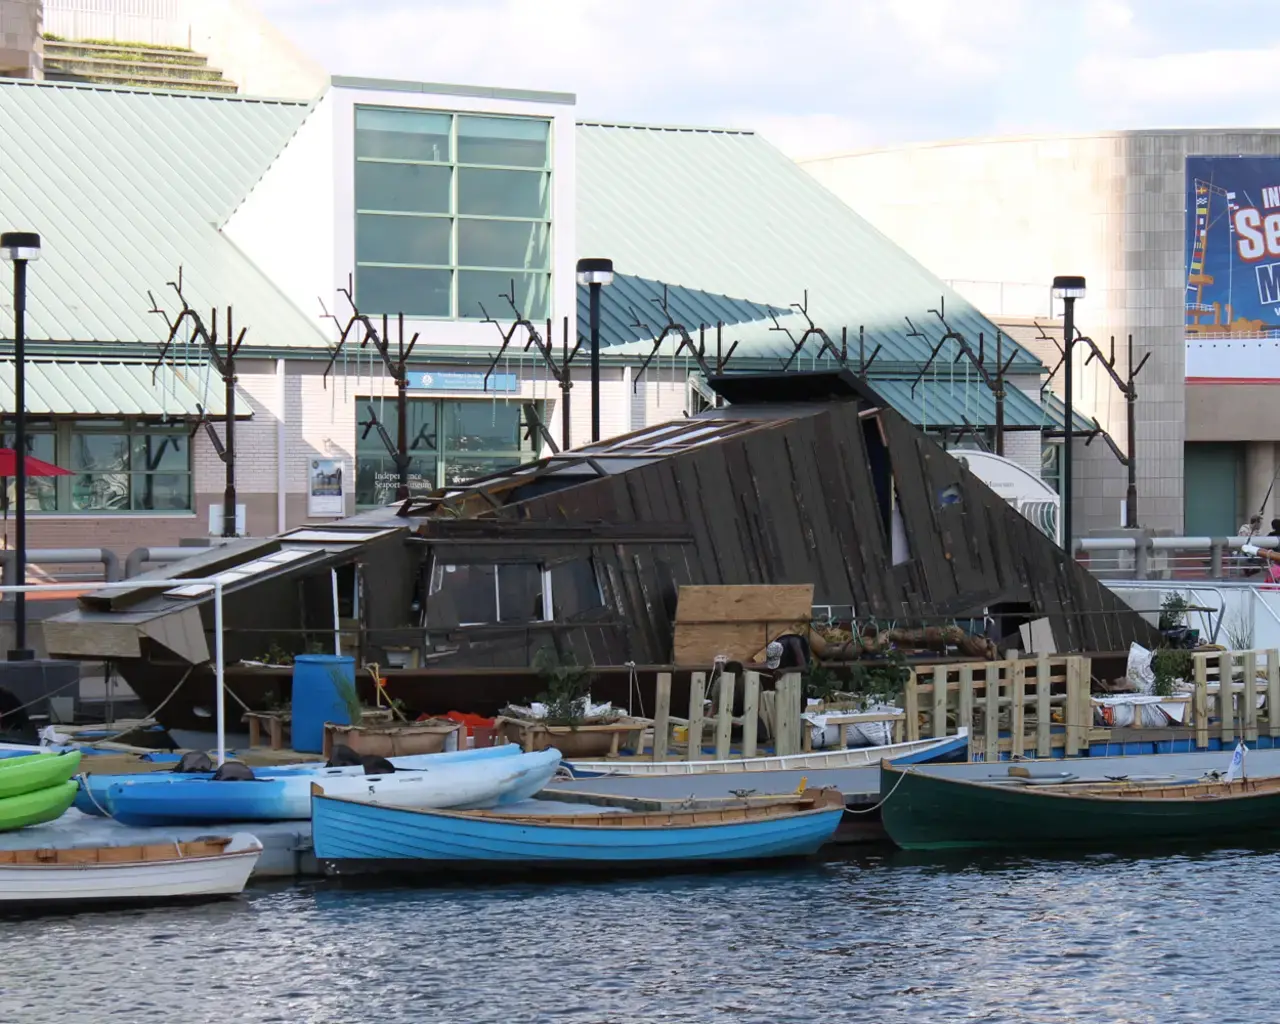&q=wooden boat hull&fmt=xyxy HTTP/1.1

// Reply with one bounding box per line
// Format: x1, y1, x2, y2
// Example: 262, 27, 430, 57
0, 833, 262, 905
562, 732, 968, 778
311, 789, 845, 870
879, 762, 1280, 850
